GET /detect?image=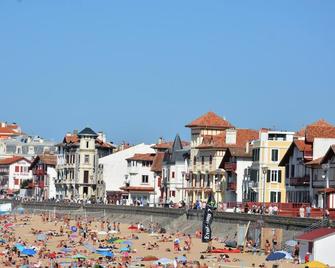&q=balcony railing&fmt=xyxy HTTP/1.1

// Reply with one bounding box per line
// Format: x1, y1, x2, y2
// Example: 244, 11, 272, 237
223, 162, 237, 172
227, 182, 237, 191
289, 176, 310, 186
